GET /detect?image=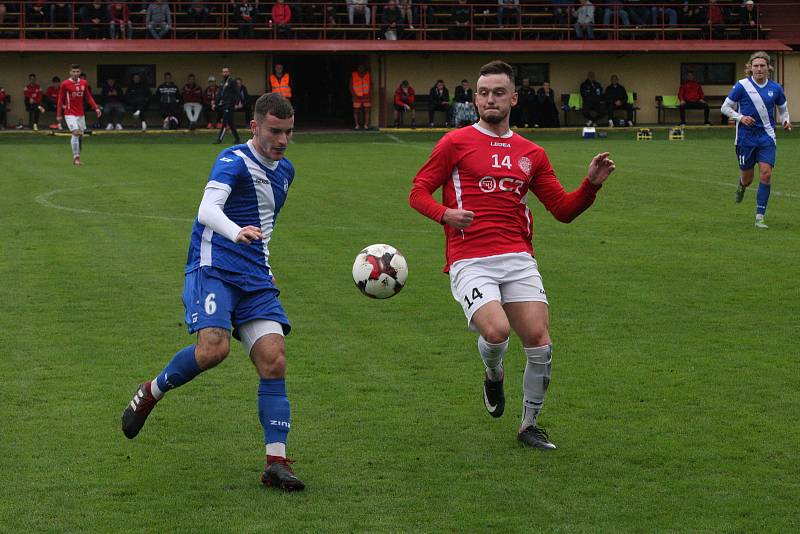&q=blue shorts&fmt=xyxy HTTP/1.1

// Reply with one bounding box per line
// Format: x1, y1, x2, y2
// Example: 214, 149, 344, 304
736, 144, 776, 170
182, 267, 290, 336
